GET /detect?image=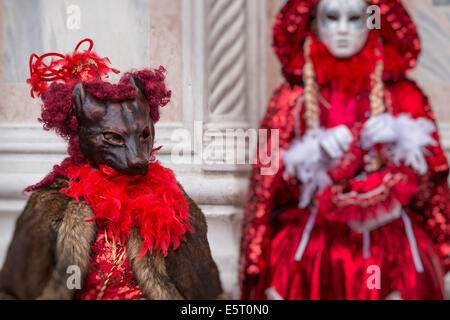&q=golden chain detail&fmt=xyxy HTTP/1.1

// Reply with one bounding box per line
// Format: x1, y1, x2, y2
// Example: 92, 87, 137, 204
71, 59, 98, 76
96, 229, 126, 300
